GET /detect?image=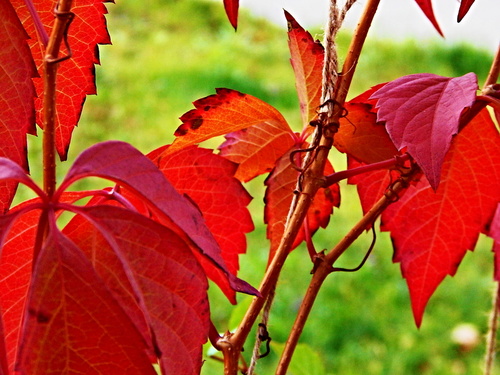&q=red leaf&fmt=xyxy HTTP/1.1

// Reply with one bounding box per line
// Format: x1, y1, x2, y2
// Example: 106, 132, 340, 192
0, 207, 38, 374
334, 102, 398, 164
265, 147, 340, 261
413, 0, 444, 36
12, 0, 113, 159
223, 0, 239, 30
0, 193, 99, 373
0, 317, 6, 375
0, 0, 37, 211
148, 145, 254, 303
60, 141, 258, 296
170, 88, 290, 155
17, 226, 156, 375
490, 204, 500, 280
457, 0, 475, 21
371, 73, 478, 190
68, 204, 211, 374
381, 109, 500, 326
219, 123, 296, 182
284, 10, 324, 129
